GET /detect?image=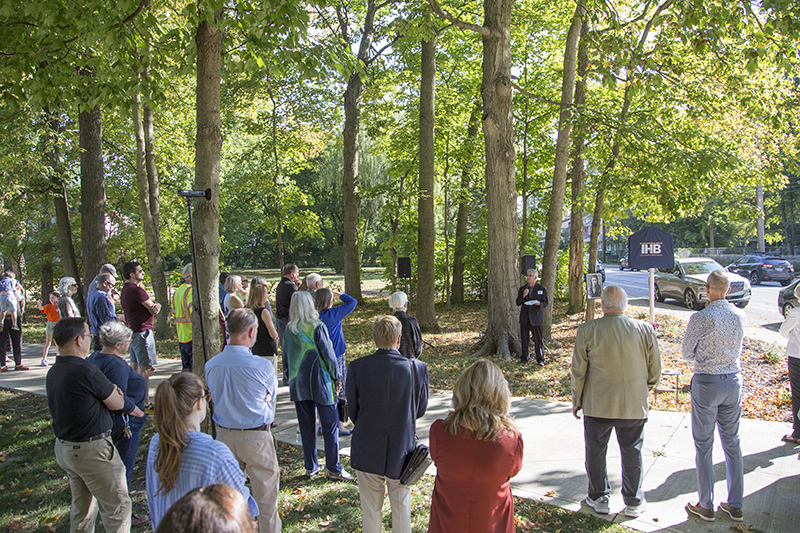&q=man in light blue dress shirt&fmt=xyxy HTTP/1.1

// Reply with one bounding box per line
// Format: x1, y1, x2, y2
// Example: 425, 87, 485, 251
206, 308, 281, 533
682, 269, 746, 523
